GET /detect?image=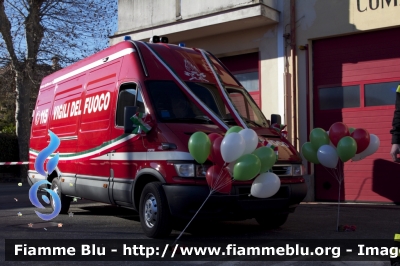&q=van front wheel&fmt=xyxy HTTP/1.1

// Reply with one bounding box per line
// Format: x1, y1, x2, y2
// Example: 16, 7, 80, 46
139, 182, 172, 238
